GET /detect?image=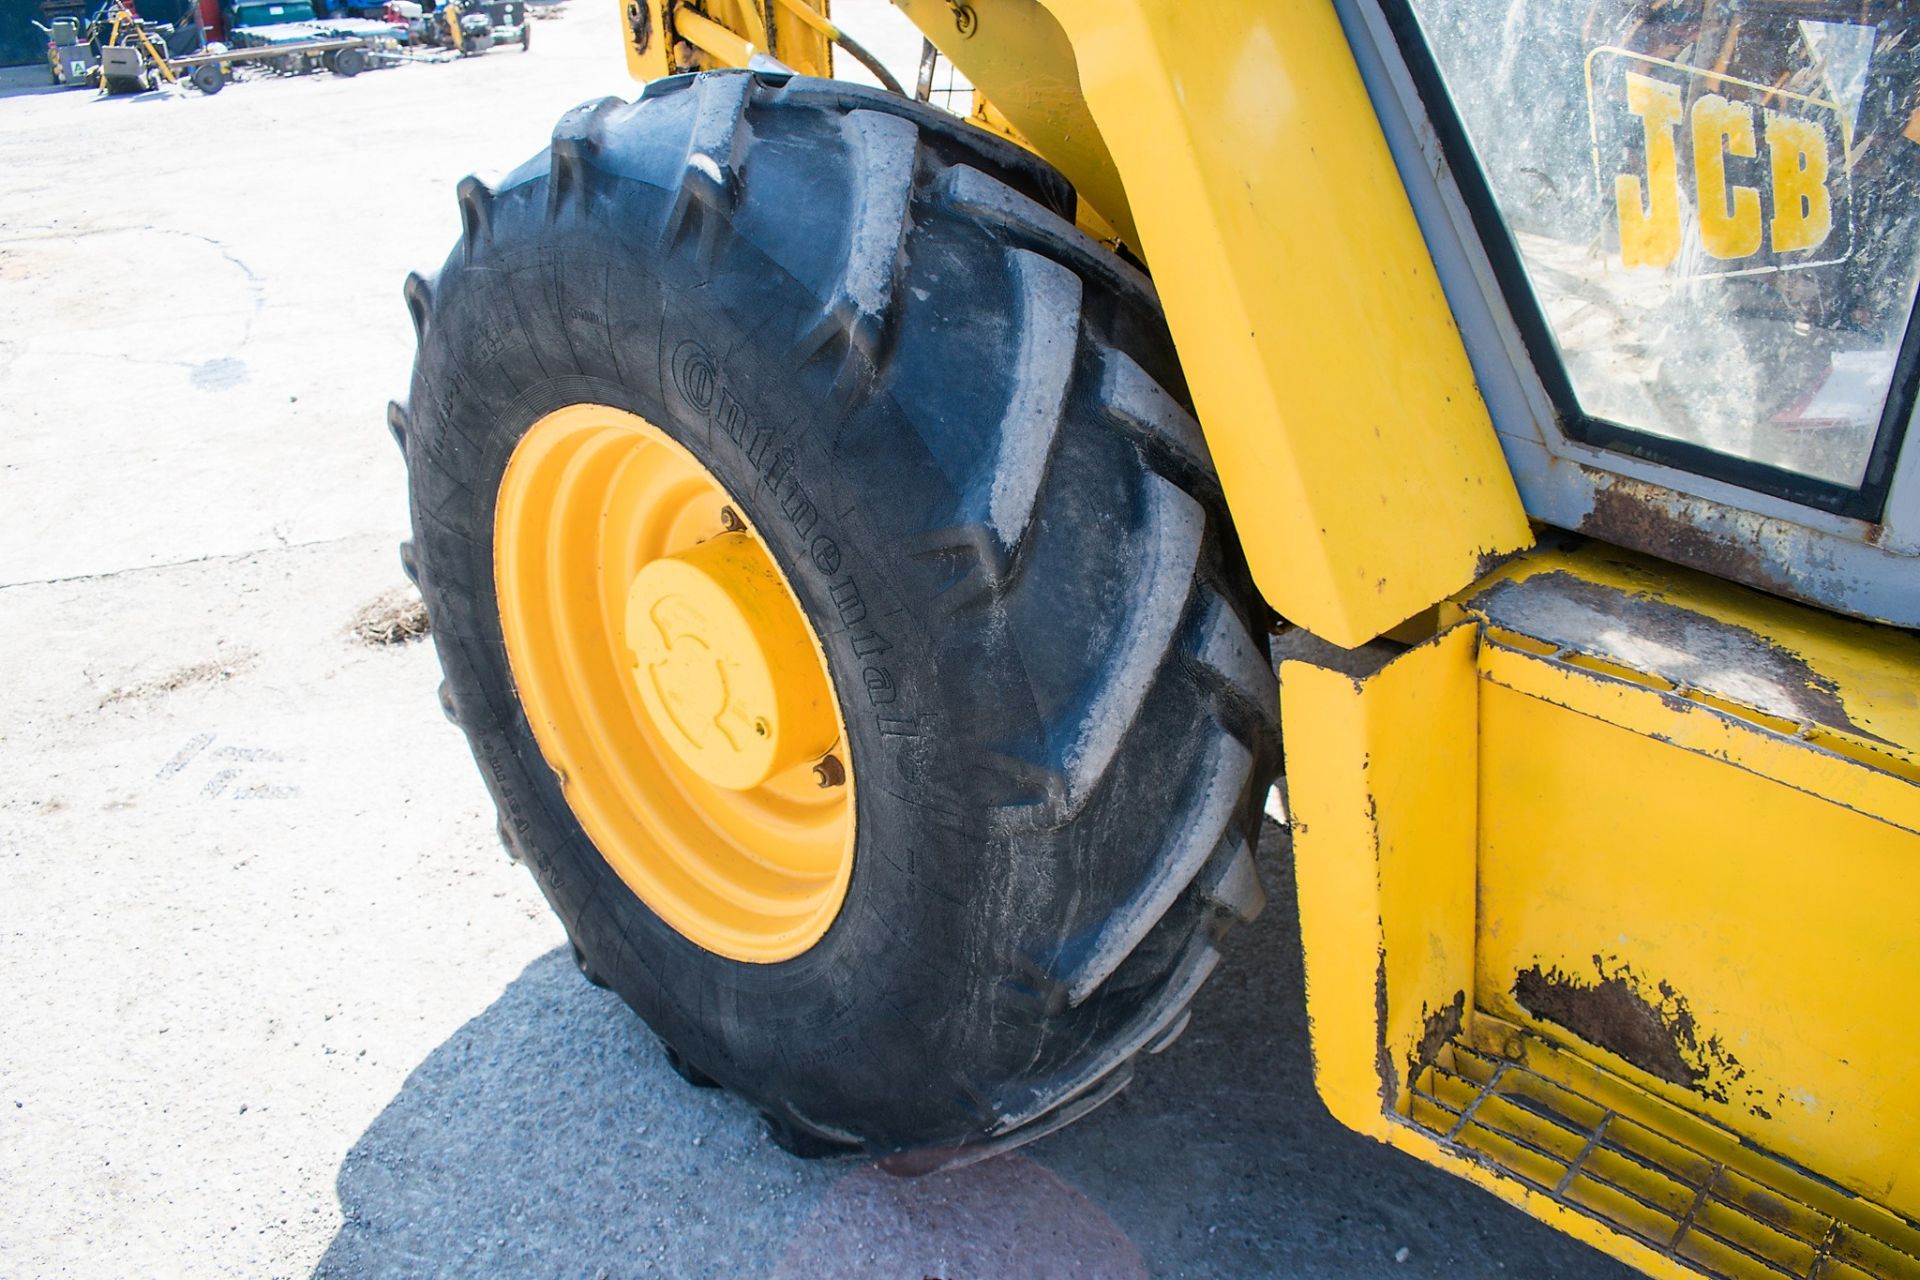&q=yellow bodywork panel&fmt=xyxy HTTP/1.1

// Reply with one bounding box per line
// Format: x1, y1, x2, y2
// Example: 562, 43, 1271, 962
890, 0, 1137, 248
622, 0, 833, 82
1475, 647, 1920, 1213
1456, 550, 1920, 778
1023, 0, 1531, 647
1284, 624, 1479, 1137
1285, 544, 1920, 1278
